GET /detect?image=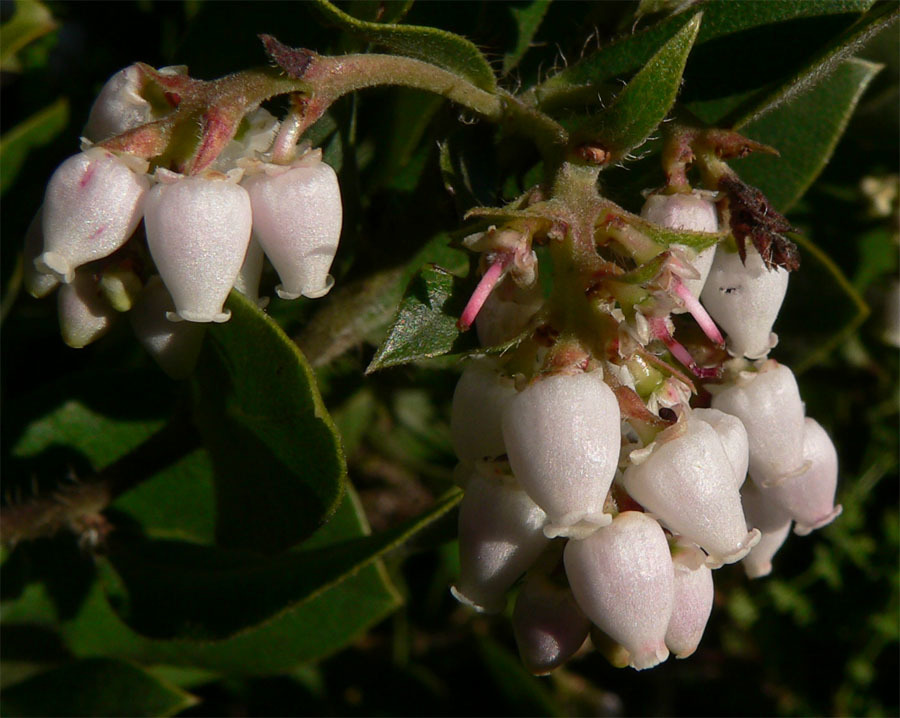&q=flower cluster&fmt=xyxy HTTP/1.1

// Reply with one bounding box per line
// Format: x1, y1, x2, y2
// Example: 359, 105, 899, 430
449, 190, 841, 673
25, 65, 342, 377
